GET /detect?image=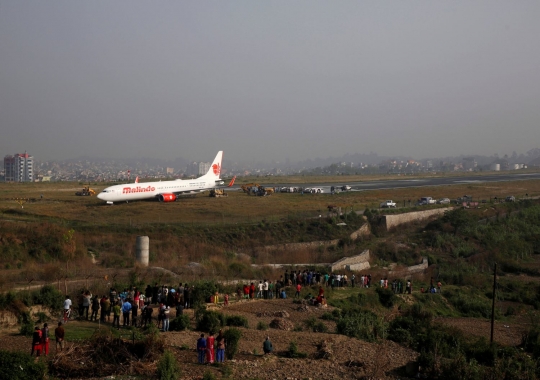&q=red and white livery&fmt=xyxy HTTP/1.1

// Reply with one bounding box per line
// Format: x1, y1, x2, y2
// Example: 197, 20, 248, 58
97, 151, 224, 204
